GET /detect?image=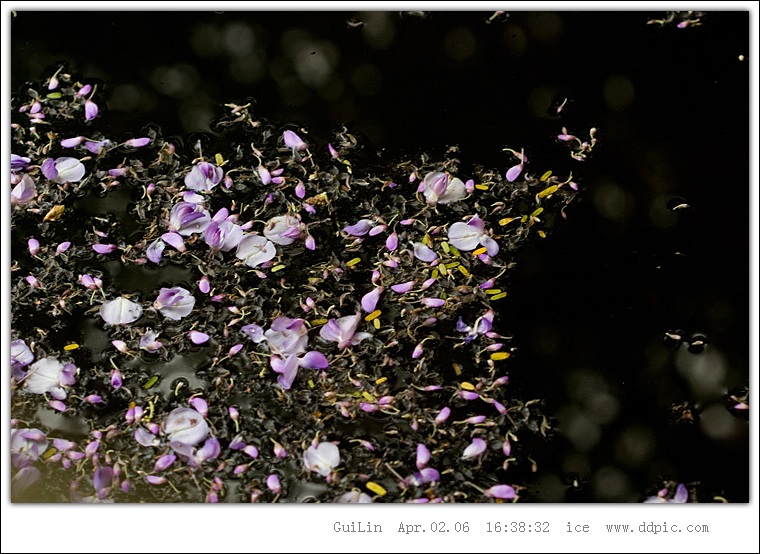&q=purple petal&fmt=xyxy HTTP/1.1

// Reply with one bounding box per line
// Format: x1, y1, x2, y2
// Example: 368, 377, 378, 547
416, 444, 430, 469
391, 281, 416, 294
92, 244, 118, 255
146, 239, 165, 263
318, 319, 343, 343
385, 232, 399, 251
189, 397, 209, 417
420, 297, 445, 308
189, 330, 209, 345
413, 242, 438, 262
161, 232, 186, 252
361, 287, 383, 313
84, 100, 99, 121
462, 438, 487, 459
41, 158, 58, 181
506, 163, 523, 182
283, 130, 307, 151
195, 437, 221, 464
299, 351, 329, 369
61, 136, 86, 148
343, 219, 373, 236
125, 137, 151, 147
434, 407, 451, 425
49, 400, 66, 412
154, 454, 177, 472
484, 484, 516, 499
